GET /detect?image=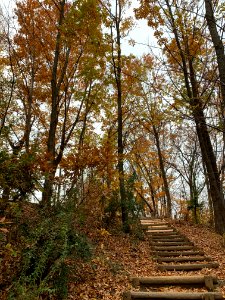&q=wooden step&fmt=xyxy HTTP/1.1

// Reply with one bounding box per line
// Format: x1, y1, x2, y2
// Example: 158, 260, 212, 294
148, 231, 178, 236
153, 245, 194, 251
141, 223, 169, 227
140, 219, 167, 223
158, 262, 219, 271
125, 219, 222, 300
147, 226, 171, 230
155, 256, 212, 263
123, 291, 223, 299
151, 237, 188, 242
131, 275, 218, 290
153, 251, 205, 257
150, 236, 184, 240
144, 223, 170, 227
149, 231, 181, 239
151, 241, 194, 246
144, 228, 171, 232
147, 230, 175, 234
